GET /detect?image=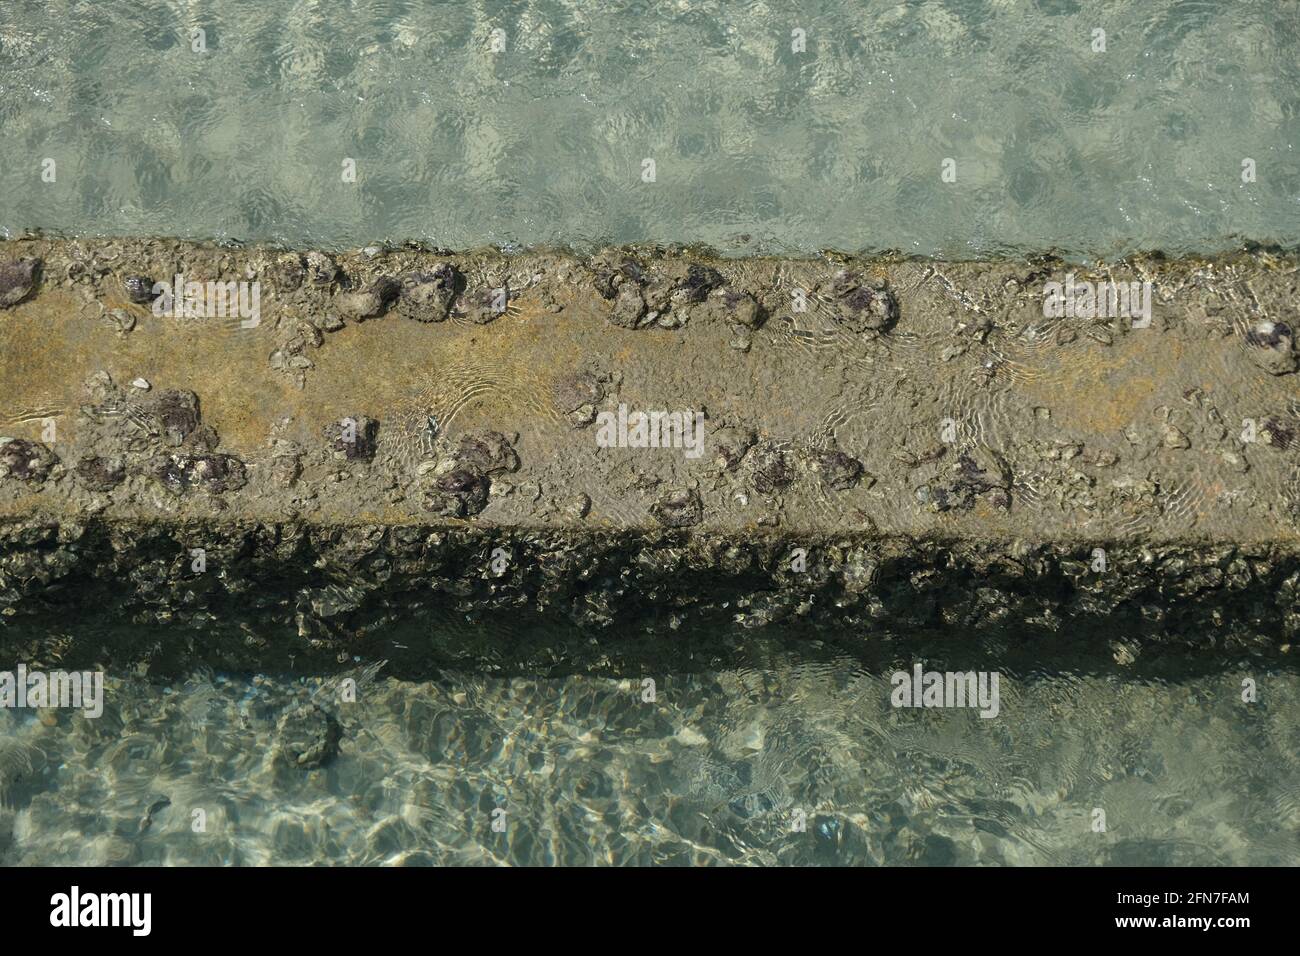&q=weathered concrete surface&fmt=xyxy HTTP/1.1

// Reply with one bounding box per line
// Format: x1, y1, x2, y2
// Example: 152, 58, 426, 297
2, 238, 1299, 669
